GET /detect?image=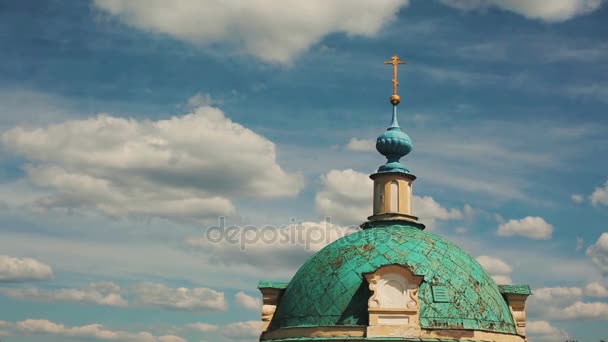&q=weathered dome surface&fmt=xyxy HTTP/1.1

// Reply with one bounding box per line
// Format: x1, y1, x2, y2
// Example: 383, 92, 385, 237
269, 223, 517, 334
